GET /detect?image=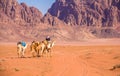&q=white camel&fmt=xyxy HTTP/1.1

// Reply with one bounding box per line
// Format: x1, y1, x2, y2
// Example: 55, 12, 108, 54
44, 40, 55, 57
17, 41, 28, 58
